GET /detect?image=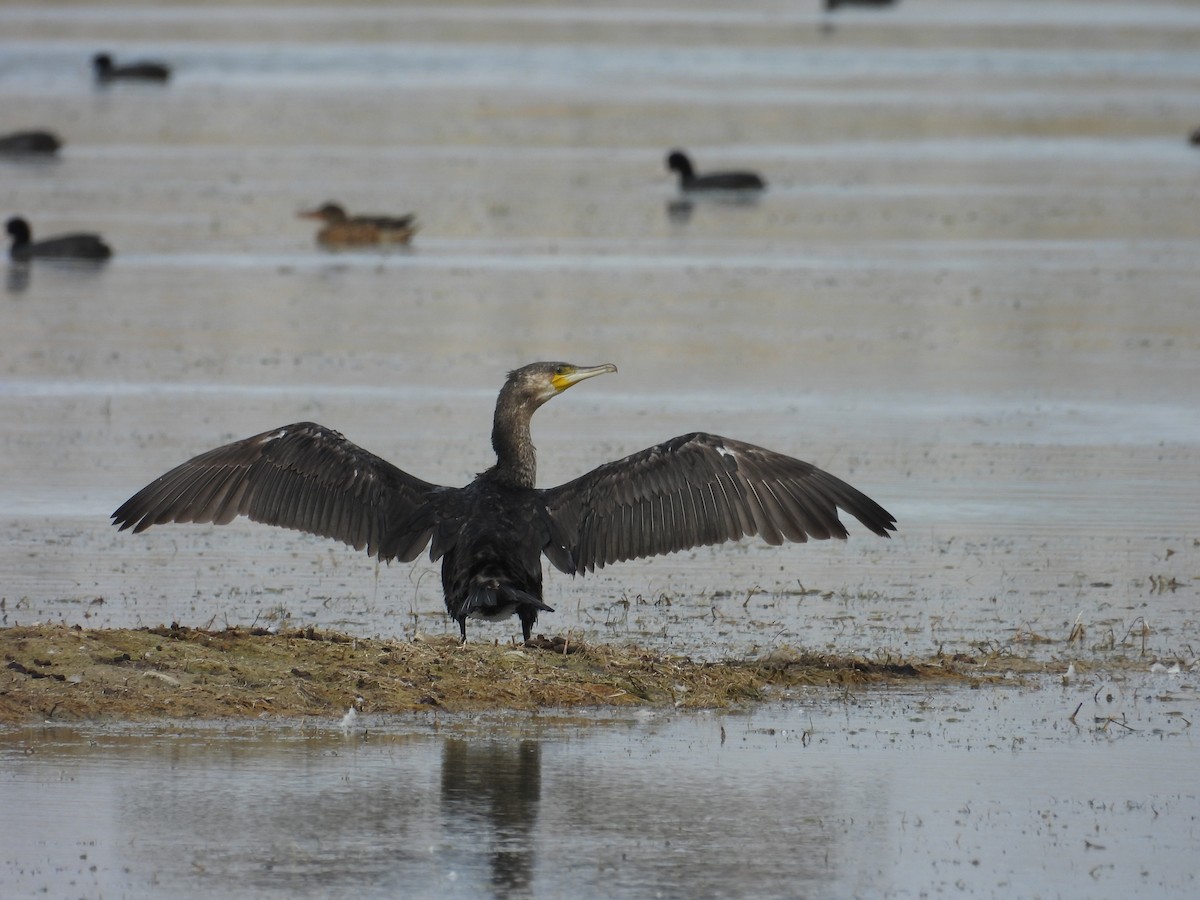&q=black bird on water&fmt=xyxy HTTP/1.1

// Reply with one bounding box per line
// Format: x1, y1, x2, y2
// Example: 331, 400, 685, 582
666, 150, 766, 193
825, 0, 898, 10
112, 362, 895, 642
0, 130, 61, 156
93, 53, 171, 83
6, 216, 112, 262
